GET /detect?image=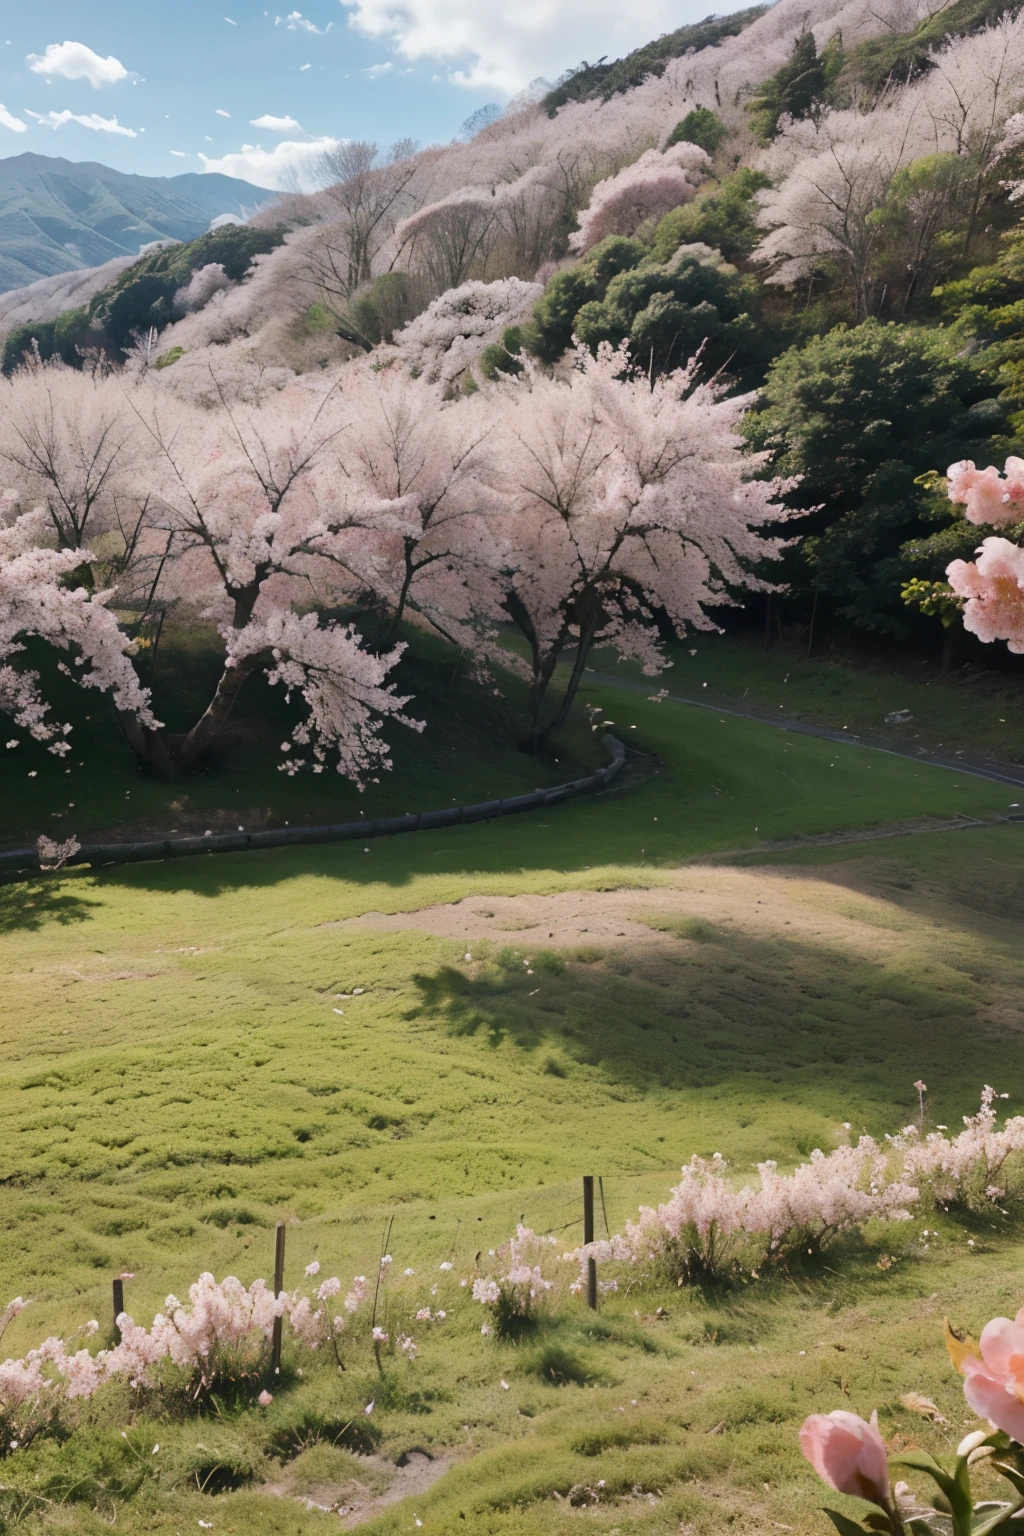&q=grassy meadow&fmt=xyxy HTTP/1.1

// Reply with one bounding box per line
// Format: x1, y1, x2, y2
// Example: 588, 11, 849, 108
2, 664, 1024, 1532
